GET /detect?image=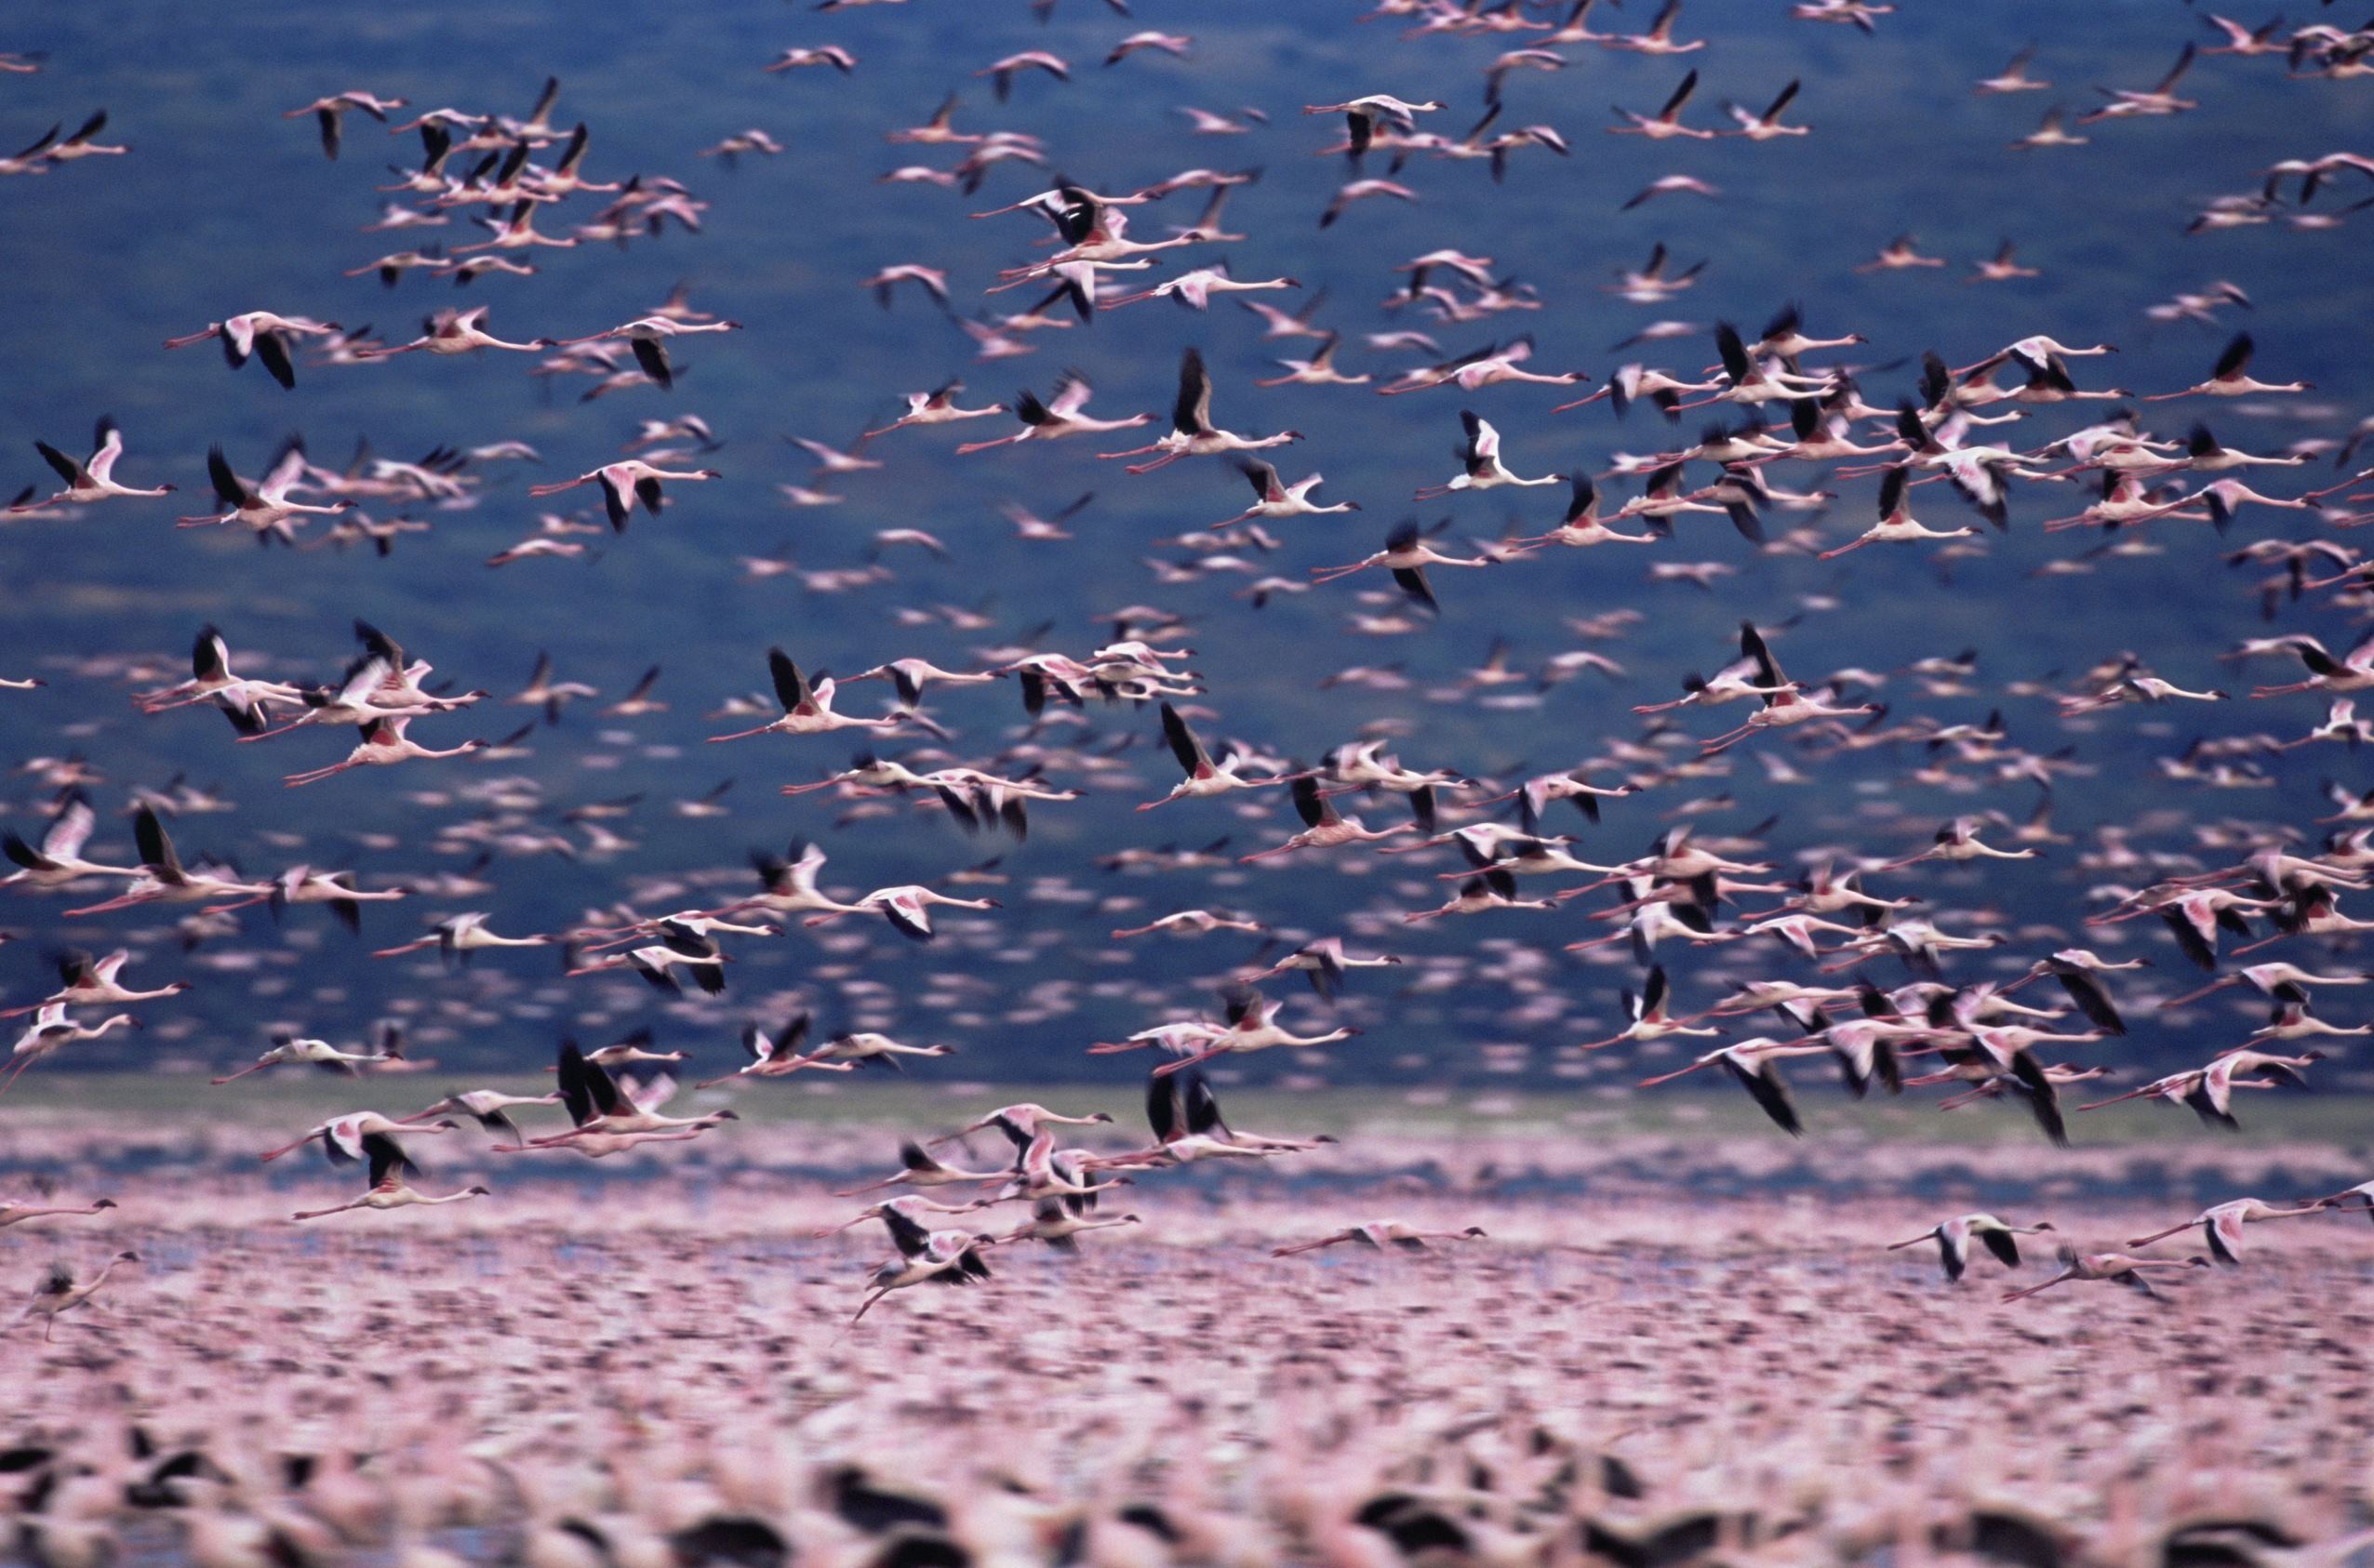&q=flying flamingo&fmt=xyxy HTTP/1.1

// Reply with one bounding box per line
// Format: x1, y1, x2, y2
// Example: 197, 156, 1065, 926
1213, 458, 1358, 527
2127, 1197, 2331, 1265
259, 1111, 460, 1164
179, 444, 354, 534
2000, 1245, 2210, 1302
1241, 774, 1419, 862
804, 883, 1002, 942
1609, 69, 1714, 140
1576, 966, 1721, 1050
555, 315, 742, 391
363, 306, 555, 358
2144, 334, 2312, 401
0, 1195, 116, 1230
210, 1029, 391, 1083
1414, 411, 1560, 498
1098, 348, 1300, 473
4, 1004, 139, 1098
163, 312, 341, 389
348, 898, 526, 960
290, 1133, 491, 1222
709, 649, 907, 742
1273, 1221, 1488, 1257
19, 1253, 140, 1342
394, 1087, 559, 1146
0, 950, 184, 1020
285, 90, 409, 159
1140, 701, 1312, 809
1886, 1214, 2058, 1282
955, 372, 1152, 453
1149, 988, 1359, 1078
60, 807, 273, 918
15, 418, 175, 511
282, 714, 487, 787
1310, 518, 1497, 612
527, 458, 722, 530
